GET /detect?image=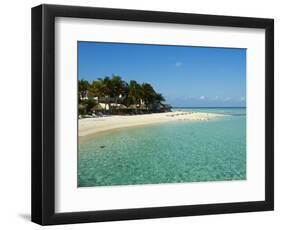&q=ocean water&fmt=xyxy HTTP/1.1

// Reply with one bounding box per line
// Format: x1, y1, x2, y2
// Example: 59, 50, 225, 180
78, 108, 246, 187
